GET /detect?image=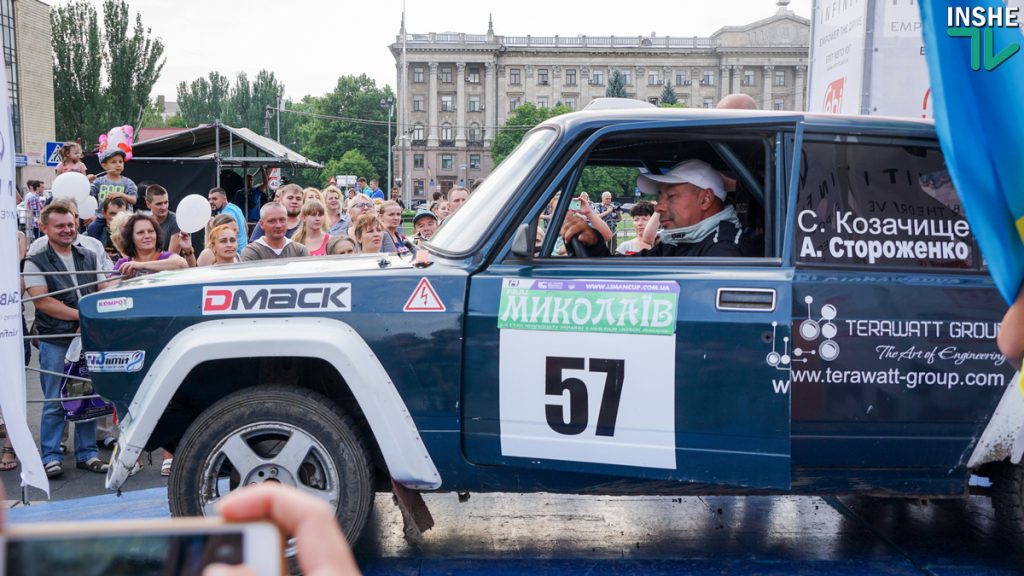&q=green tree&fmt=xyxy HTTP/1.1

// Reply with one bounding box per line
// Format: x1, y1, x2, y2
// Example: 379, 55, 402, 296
606, 70, 627, 98
176, 72, 230, 126
660, 82, 679, 105
490, 102, 572, 165
299, 75, 394, 186
321, 149, 376, 186
51, 0, 164, 143
176, 70, 284, 133
579, 166, 640, 197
